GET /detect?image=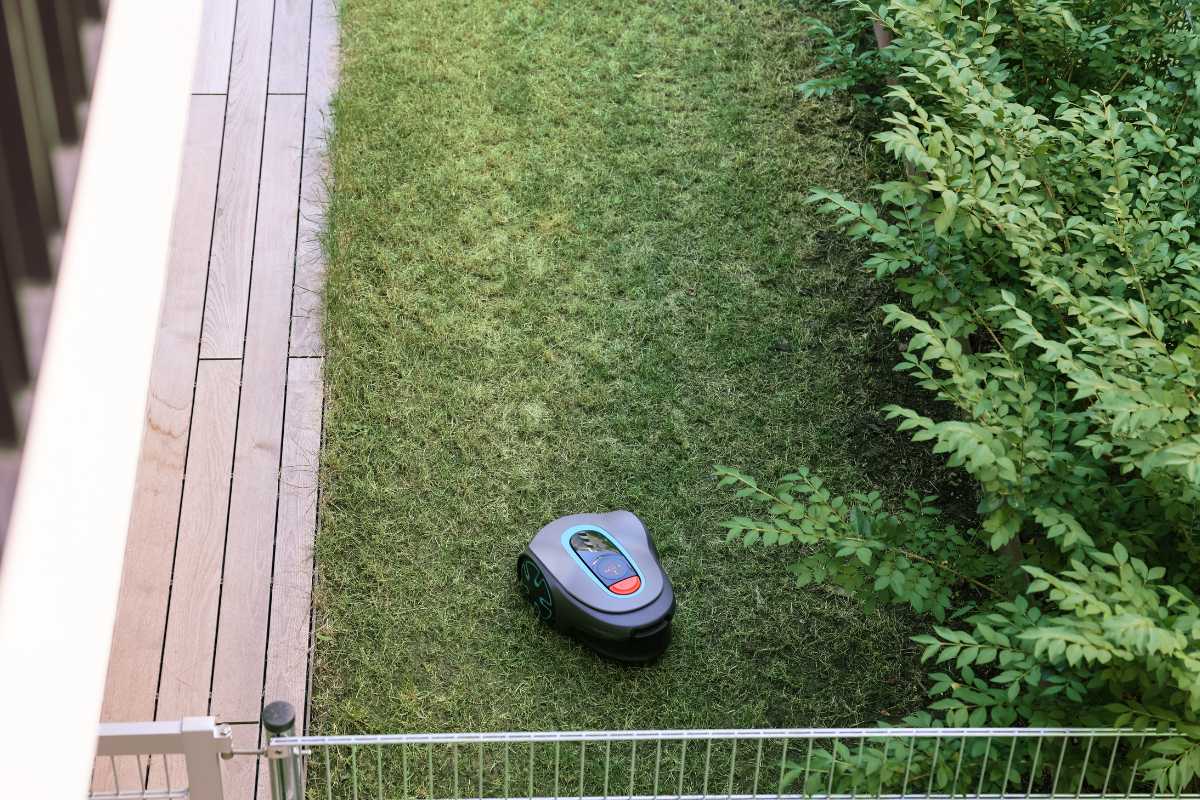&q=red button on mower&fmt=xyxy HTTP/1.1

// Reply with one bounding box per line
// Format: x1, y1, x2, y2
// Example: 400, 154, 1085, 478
609, 576, 641, 595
